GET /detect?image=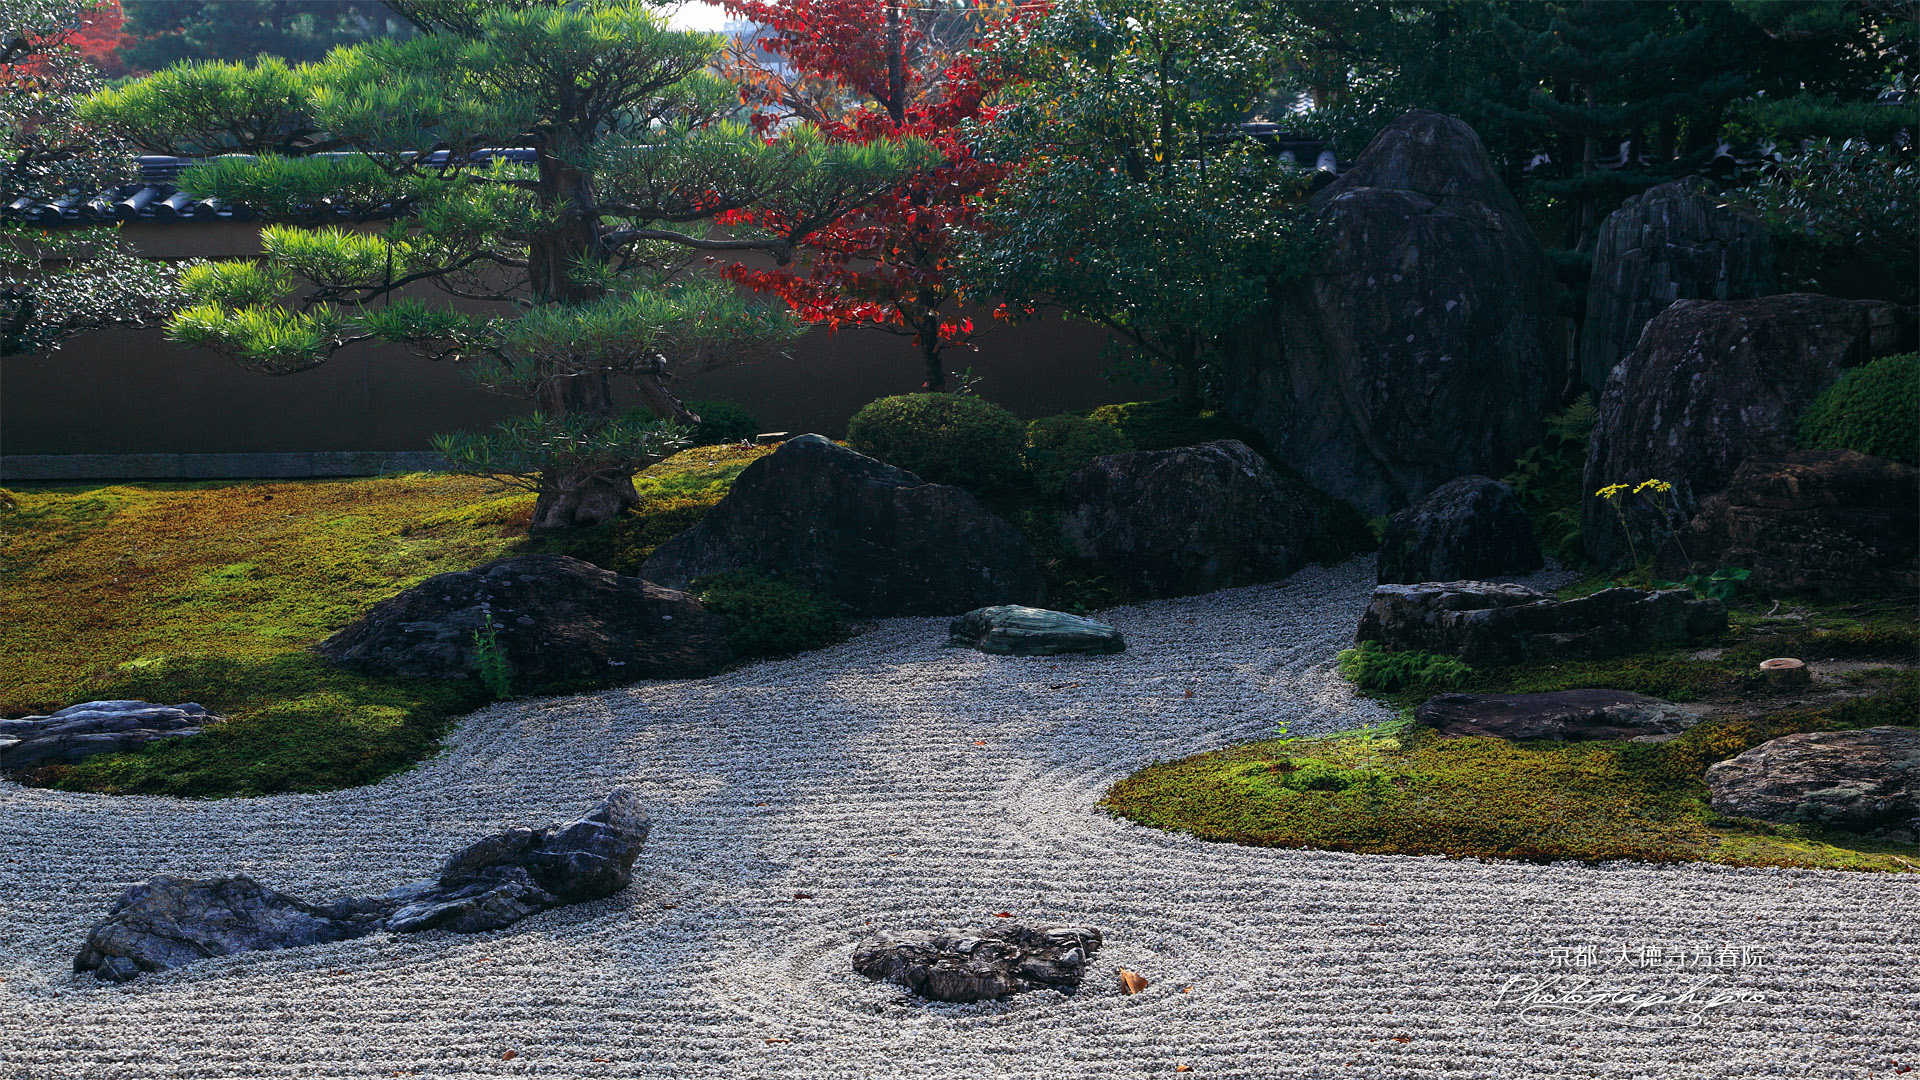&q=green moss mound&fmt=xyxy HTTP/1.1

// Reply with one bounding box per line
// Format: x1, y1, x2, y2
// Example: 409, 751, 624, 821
0, 445, 777, 798
1024, 413, 1133, 496
1104, 681, 1919, 871
1083, 398, 1258, 452
693, 570, 846, 659
845, 393, 1025, 488
1798, 353, 1919, 466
